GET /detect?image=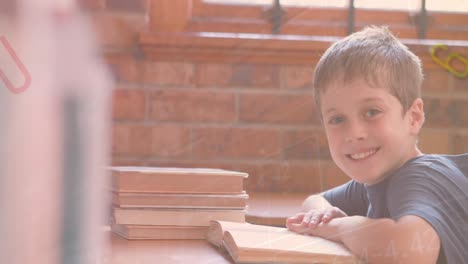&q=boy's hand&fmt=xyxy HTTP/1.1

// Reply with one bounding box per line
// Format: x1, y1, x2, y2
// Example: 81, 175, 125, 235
286, 207, 347, 230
